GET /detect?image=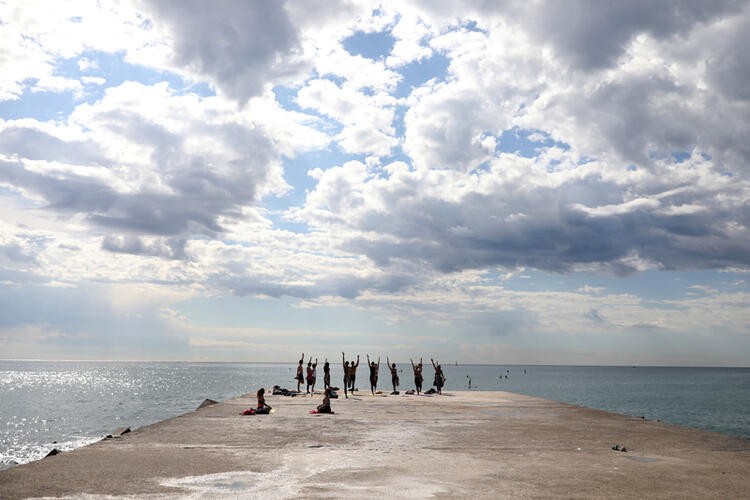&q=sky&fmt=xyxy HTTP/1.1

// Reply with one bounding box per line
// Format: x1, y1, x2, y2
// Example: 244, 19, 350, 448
1, 1, 749, 365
